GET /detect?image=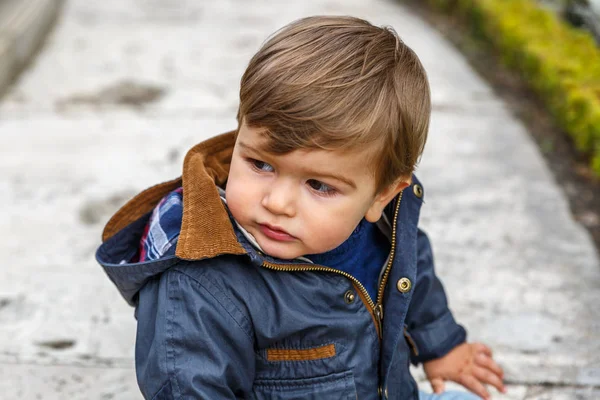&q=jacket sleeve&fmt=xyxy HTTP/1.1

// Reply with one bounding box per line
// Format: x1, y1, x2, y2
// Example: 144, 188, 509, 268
404, 228, 467, 365
134, 267, 256, 399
